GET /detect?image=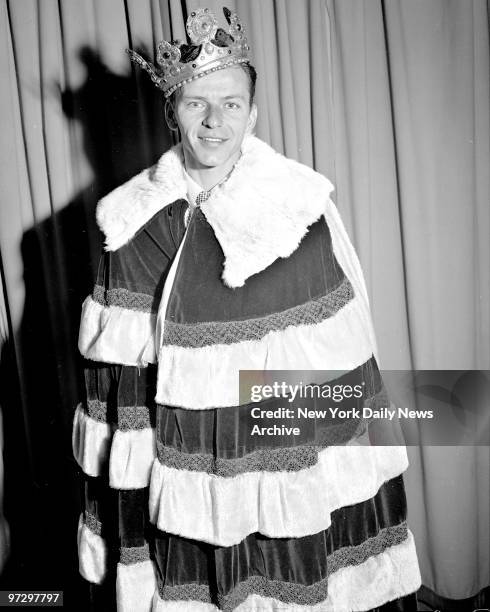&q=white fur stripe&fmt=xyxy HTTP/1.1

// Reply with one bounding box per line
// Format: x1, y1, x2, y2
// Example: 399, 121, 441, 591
151, 530, 420, 611
117, 560, 157, 612
72, 405, 155, 487
72, 404, 112, 478
155, 293, 373, 409
149, 445, 408, 547
152, 593, 215, 611
110, 427, 156, 489
77, 514, 107, 584
78, 296, 156, 366
323, 207, 379, 362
